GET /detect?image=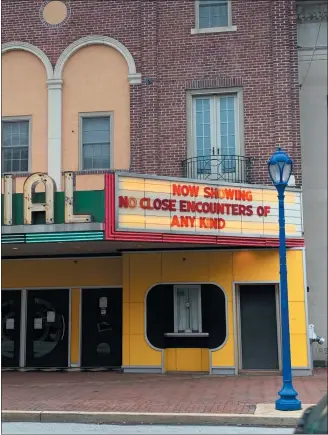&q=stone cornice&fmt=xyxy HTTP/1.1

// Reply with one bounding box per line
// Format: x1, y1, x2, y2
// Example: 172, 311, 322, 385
297, 2, 327, 22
